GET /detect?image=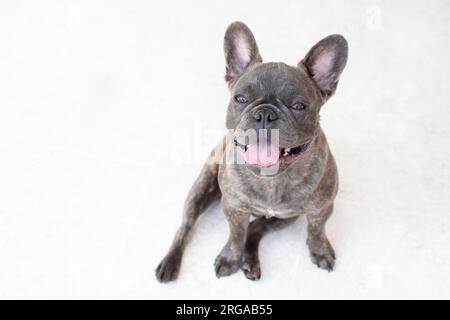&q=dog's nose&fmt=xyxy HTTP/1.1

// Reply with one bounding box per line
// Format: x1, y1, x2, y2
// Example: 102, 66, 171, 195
253, 107, 278, 127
